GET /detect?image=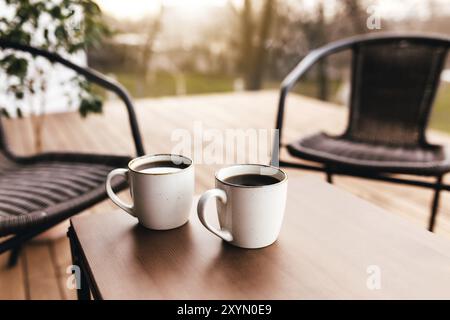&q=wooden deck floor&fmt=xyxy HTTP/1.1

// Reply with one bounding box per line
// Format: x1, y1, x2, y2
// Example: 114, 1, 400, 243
1, 90, 450, 299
